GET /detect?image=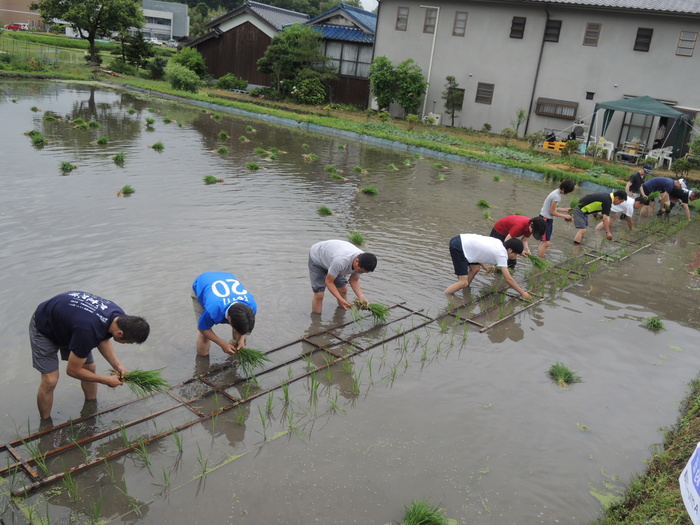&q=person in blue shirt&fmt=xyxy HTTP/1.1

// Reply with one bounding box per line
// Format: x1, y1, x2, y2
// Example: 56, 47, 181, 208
192, 272, 257, 356
30, 291, 150, 419
640, 176, 681, 215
